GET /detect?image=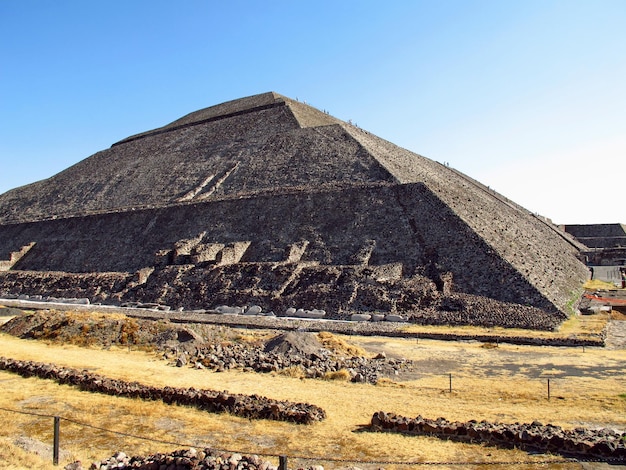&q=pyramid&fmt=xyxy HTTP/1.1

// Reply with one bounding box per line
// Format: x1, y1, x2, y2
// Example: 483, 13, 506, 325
0, 92, 589, 329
